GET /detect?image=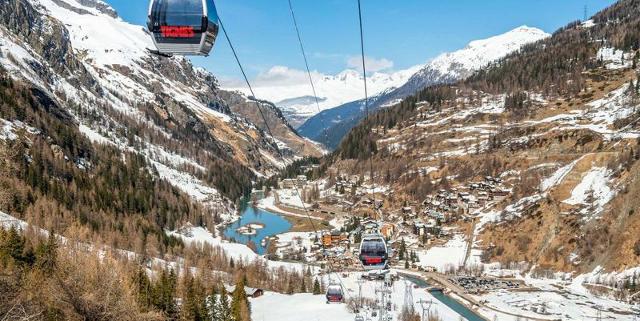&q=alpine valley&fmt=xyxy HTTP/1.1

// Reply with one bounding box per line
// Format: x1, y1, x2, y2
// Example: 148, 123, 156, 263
2, 1, 640, 321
